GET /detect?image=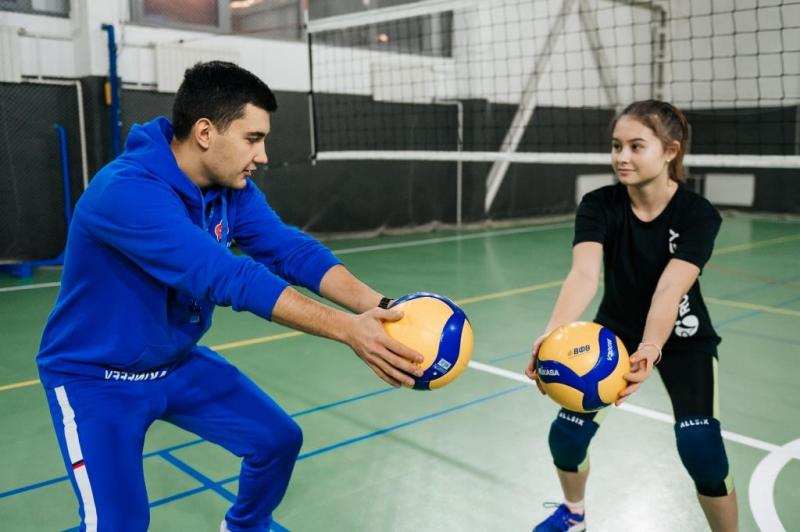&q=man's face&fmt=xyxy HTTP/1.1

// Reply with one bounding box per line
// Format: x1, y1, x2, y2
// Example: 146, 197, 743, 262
203, 103, 270, 190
